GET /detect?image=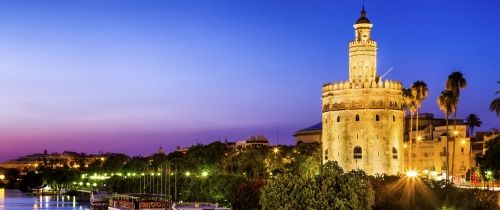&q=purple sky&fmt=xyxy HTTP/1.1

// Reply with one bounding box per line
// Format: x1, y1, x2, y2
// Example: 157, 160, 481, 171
0, 0, 499, 161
